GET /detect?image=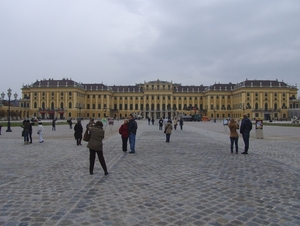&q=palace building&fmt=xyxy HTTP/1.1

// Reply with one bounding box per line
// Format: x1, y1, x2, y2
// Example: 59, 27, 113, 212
15, 78, 298, 121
